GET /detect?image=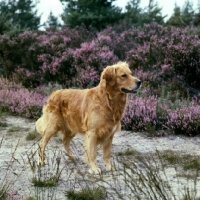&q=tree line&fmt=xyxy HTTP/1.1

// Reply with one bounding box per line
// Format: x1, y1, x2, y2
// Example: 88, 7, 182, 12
0, 0, 200, 35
